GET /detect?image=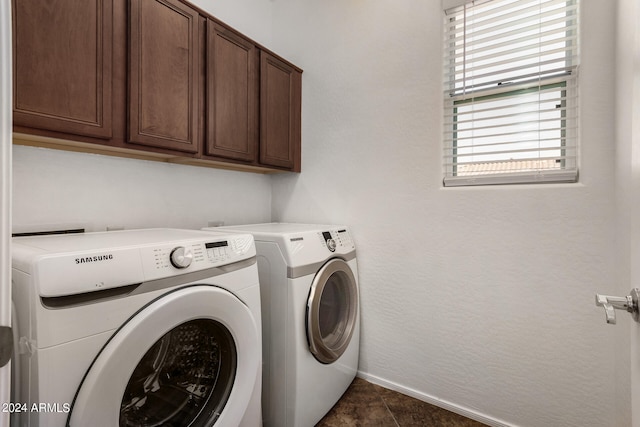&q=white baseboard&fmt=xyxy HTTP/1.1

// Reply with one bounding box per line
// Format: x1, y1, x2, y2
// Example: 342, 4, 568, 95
356, 371, 516, 427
